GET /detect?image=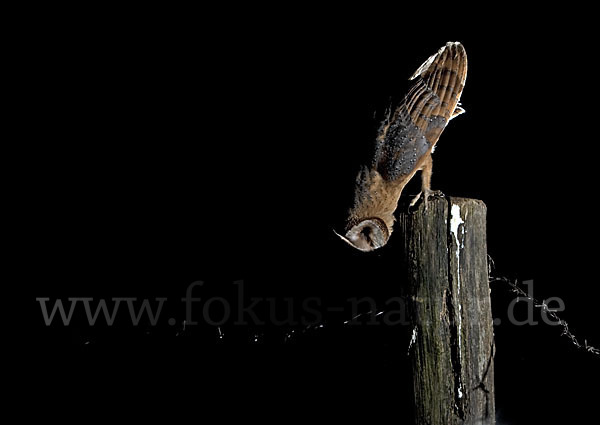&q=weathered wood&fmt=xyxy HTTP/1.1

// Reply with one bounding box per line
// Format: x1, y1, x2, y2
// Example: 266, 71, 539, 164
398, 196, 495, 425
